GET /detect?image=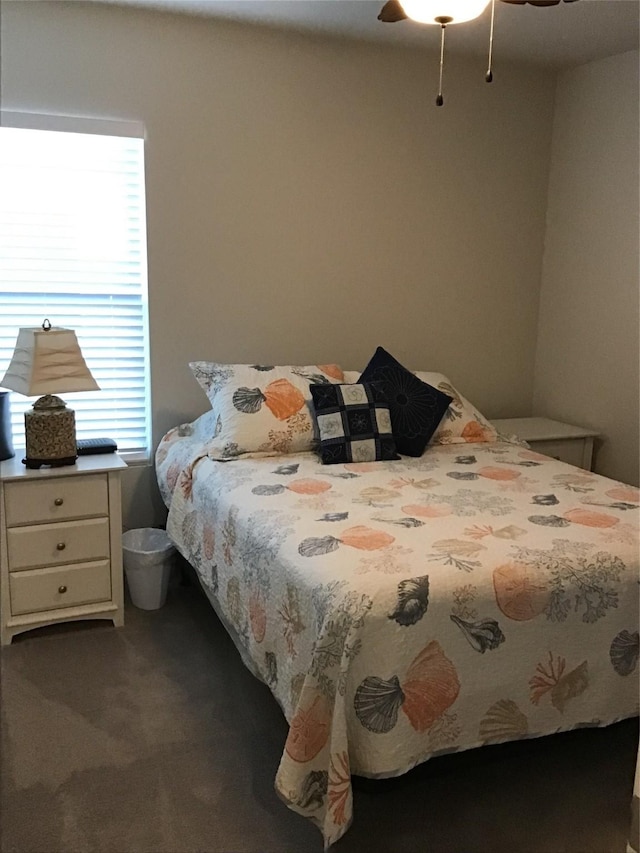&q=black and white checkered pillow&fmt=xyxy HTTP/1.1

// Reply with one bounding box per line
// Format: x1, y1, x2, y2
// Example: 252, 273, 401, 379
310, 382, 399, 465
